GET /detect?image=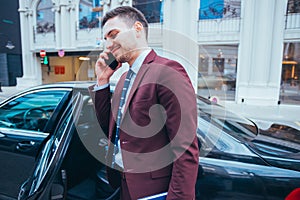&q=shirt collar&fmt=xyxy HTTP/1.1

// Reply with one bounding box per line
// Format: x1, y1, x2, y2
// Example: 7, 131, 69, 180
130, 48, 151, 74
